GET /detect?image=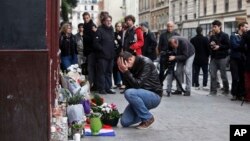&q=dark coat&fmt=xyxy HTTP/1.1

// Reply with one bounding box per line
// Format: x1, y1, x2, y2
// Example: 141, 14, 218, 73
230, 32, 245, 60
142, 30, 157, 61
171, 36, 195, 62
83, 20, 96, 56
190, 34, 210, 65
209, 31, 230, 59
158, 31, 179, 52
93, 25, 115, 60
123, 56, 163, 97
123, 26, 144, 55
59, 33, 78, 57
241, 30, 250, 71
114, 31, 123, 57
